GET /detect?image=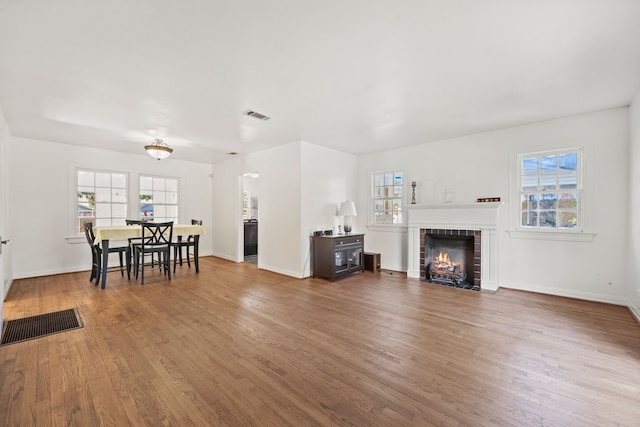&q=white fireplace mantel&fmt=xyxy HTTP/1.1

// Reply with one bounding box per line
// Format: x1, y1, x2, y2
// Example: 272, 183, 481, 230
406, 202, 501, 291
